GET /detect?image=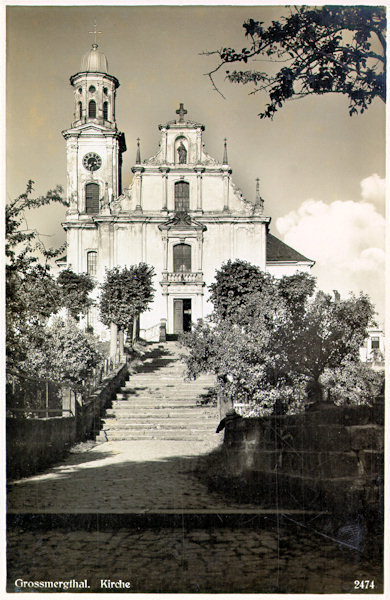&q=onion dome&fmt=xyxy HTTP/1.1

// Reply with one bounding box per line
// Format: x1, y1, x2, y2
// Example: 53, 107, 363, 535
81, 43, 108, 73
